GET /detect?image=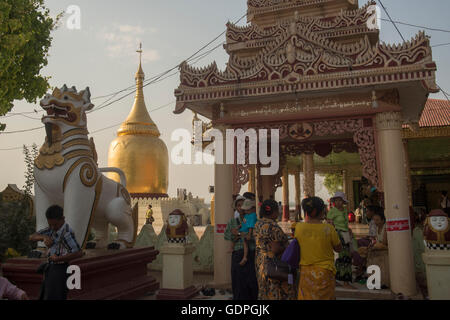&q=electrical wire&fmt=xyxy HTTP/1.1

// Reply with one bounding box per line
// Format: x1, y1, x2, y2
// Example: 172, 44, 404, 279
380, 18, 450, 34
